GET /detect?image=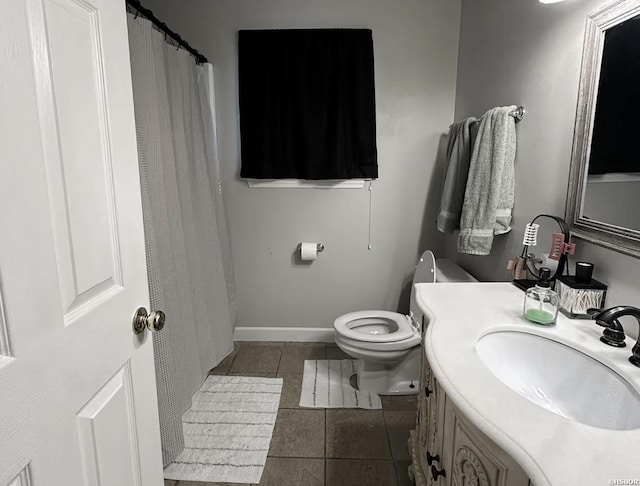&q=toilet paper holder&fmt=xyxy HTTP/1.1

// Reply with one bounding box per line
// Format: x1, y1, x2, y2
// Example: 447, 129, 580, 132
297, 243, 325, 253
